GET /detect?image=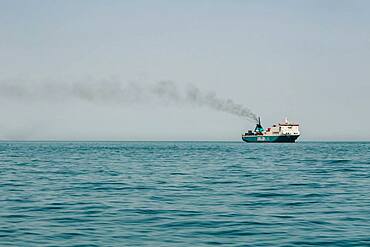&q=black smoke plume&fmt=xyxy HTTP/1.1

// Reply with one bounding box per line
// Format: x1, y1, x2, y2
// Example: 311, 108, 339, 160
0, 79, 258, 122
